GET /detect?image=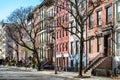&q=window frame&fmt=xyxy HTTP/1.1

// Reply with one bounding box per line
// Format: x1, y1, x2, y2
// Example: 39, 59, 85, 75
97, 10, 102, 26
76, 41, 79, 54
97, 37, 102, 52
89, 14, 93, 29
71, 42, 74, 54
89, 38, 93, 53
106, 6, 111, 24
